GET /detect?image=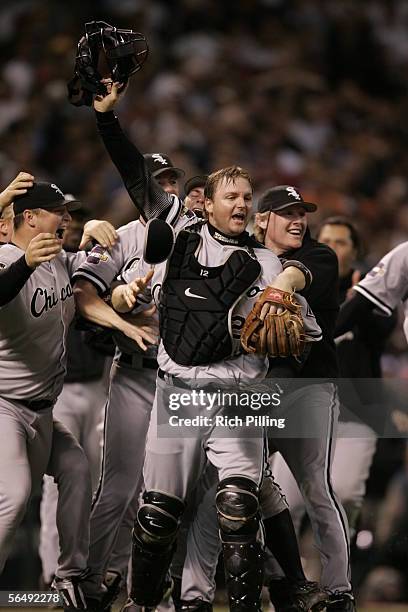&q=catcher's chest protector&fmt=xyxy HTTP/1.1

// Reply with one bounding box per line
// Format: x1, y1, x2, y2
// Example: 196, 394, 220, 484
160, 230, 261, 366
